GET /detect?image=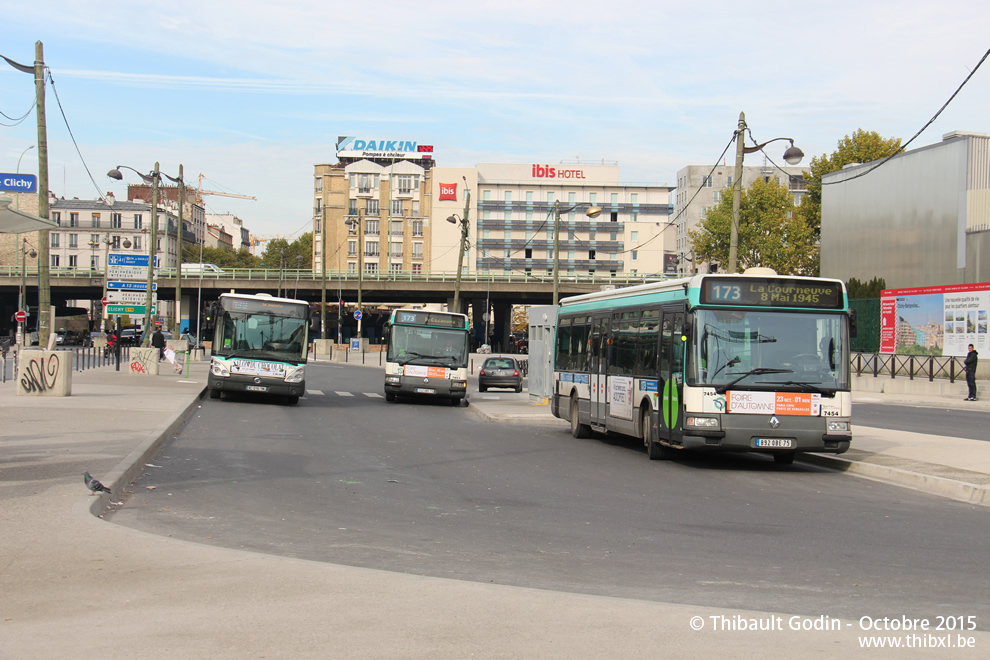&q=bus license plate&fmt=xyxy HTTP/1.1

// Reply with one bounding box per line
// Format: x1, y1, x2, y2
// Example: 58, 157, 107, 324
756, 438, 793, 448
415, 387, 435, 394
246, 385, 268, 392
